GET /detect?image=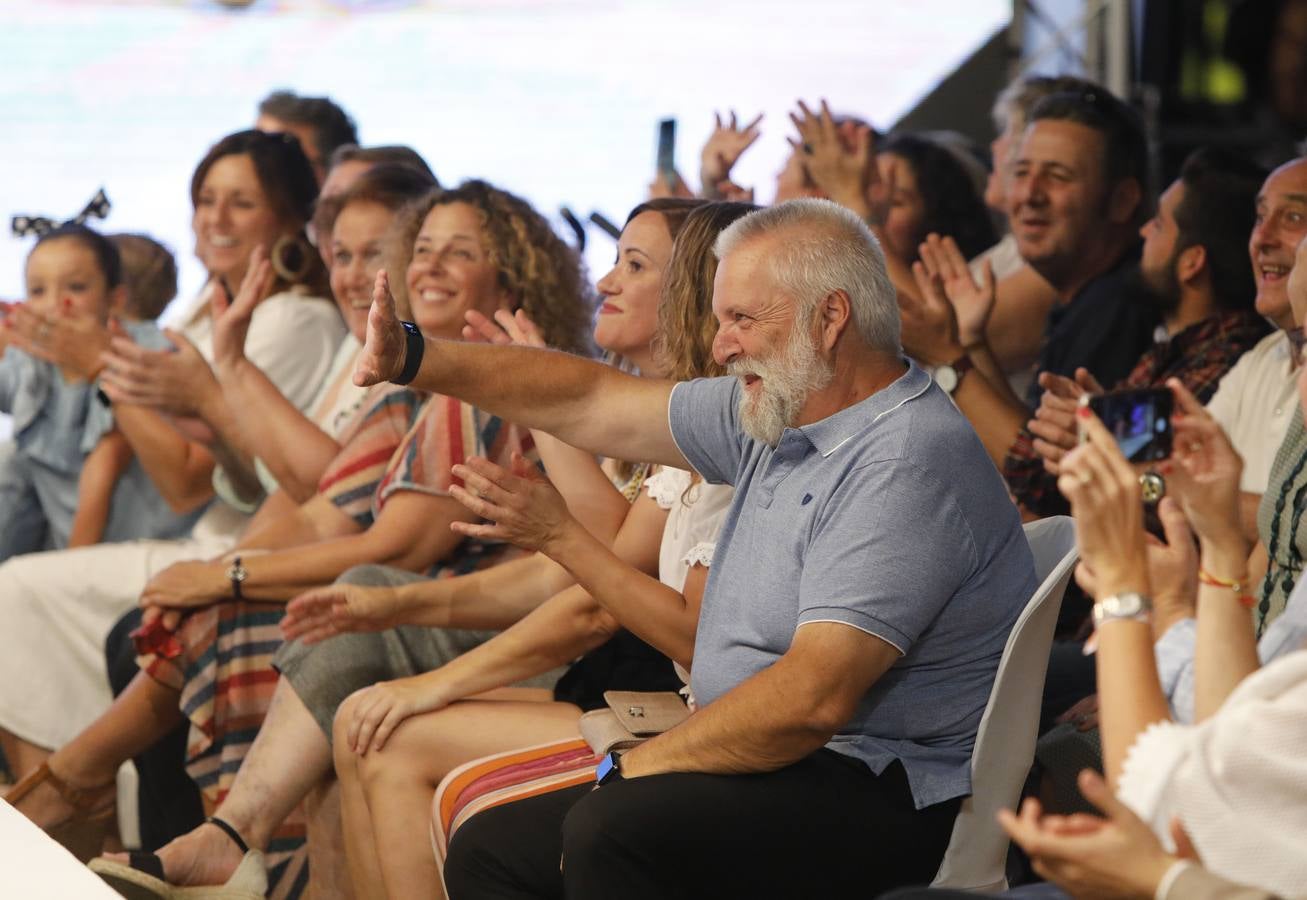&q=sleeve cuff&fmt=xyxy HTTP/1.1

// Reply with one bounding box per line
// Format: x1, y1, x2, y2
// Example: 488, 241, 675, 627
1155, 860, 1194, 900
